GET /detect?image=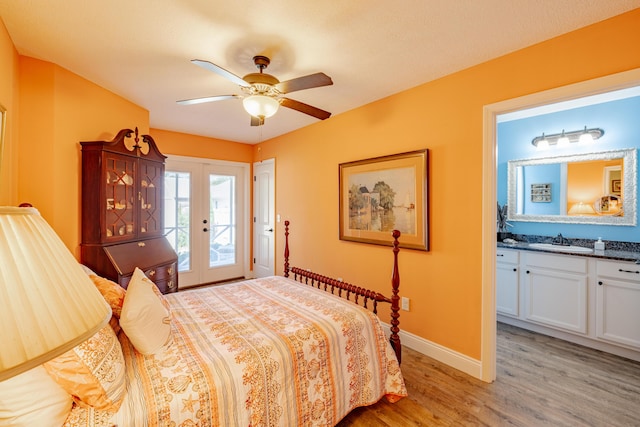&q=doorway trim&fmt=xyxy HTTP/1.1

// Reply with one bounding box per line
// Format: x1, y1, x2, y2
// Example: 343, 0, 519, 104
481, 67, 640, 382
